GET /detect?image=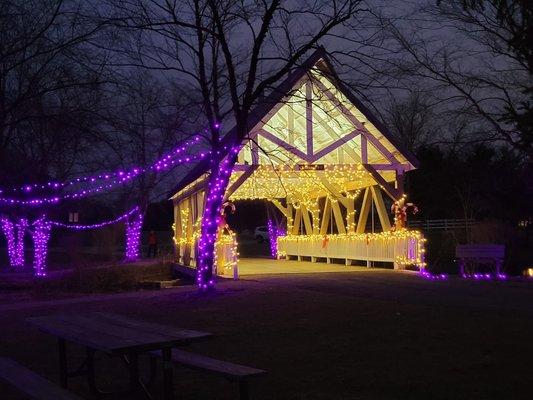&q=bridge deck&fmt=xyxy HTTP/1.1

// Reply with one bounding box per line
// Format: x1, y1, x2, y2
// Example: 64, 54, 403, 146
235, 257, 371, 276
